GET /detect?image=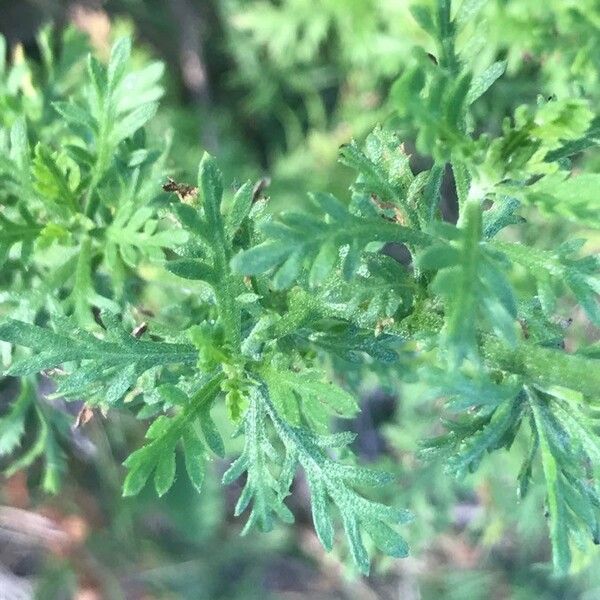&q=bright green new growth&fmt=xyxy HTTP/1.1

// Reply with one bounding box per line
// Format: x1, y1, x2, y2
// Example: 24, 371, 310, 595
0, 0, 599, 577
